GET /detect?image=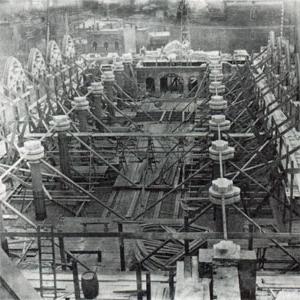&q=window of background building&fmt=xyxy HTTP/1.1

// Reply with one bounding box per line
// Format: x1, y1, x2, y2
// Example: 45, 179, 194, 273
92, 41, 97, 51
250, 3, 257, 20
115, 41, 119, 51
104, 42, 109, 51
